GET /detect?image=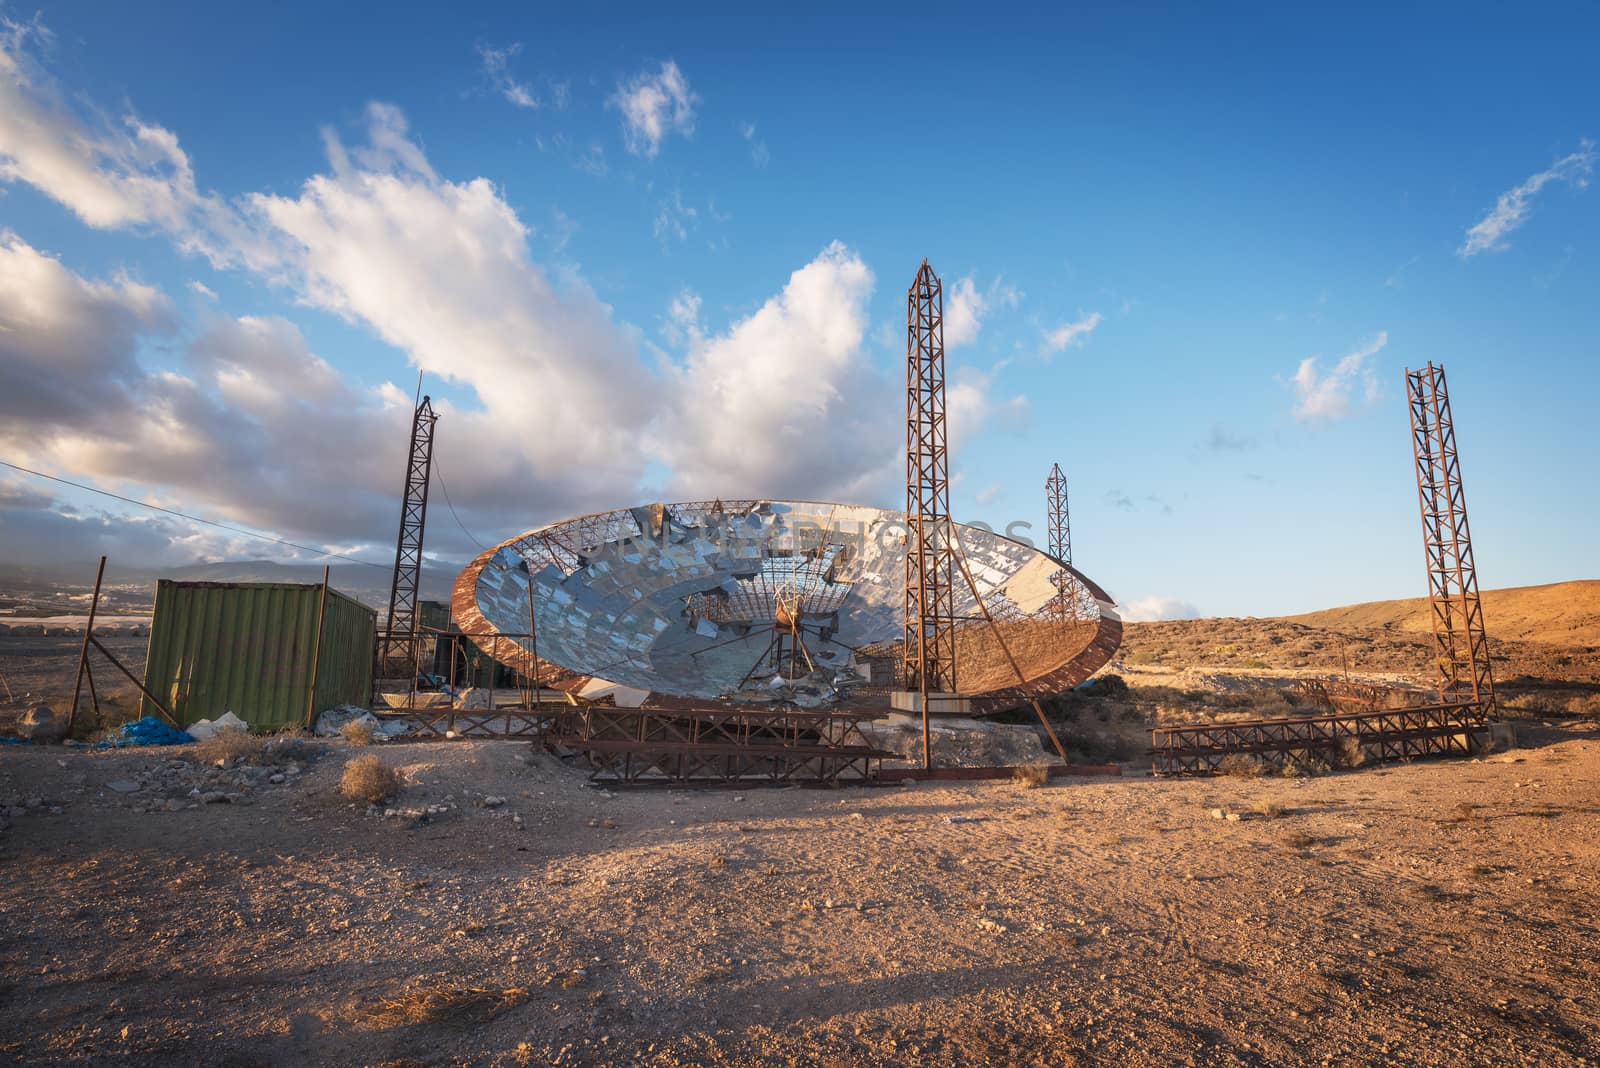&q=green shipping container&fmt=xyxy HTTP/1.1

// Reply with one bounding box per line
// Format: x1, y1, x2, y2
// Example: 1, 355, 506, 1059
140, 581, 376, 731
